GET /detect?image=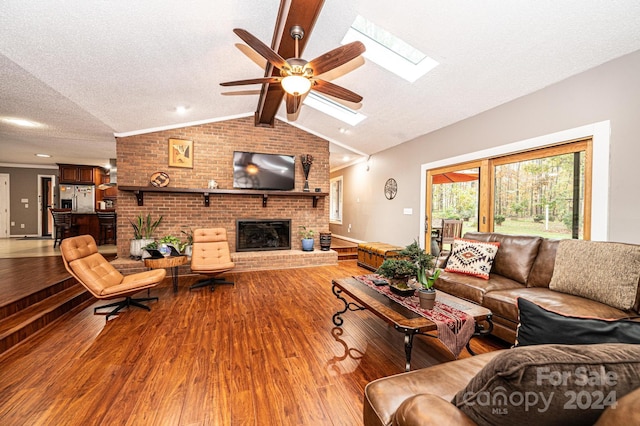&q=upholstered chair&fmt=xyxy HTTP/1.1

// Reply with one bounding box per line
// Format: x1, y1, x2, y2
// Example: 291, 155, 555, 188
60, 235, 165, 320
189, 228, 235, 291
